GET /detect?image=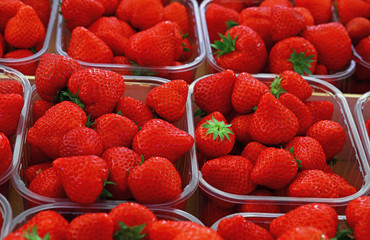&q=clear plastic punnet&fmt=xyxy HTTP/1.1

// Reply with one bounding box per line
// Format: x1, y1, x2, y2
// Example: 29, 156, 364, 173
189, 73, 370, 210
11, 75, 198, 210
0, 0, 58, 75
0, 65, 31, 186
55, 0, 206, 83
0, 194, 12, 239
354, 91, 370, 163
